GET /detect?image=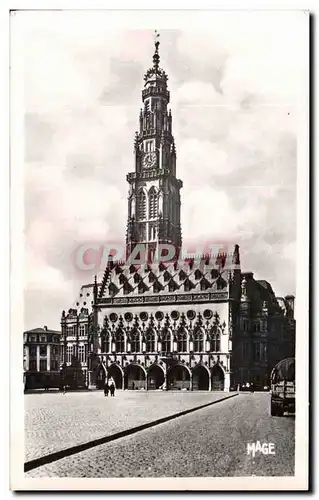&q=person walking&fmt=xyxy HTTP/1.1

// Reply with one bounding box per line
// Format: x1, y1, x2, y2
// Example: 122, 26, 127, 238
110, 381, 115, 397
104, 382, 109, 397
